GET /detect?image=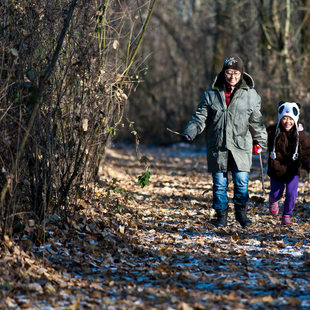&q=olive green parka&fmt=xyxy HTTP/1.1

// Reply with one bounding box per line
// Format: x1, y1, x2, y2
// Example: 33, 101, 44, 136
182, 71, 267, 172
